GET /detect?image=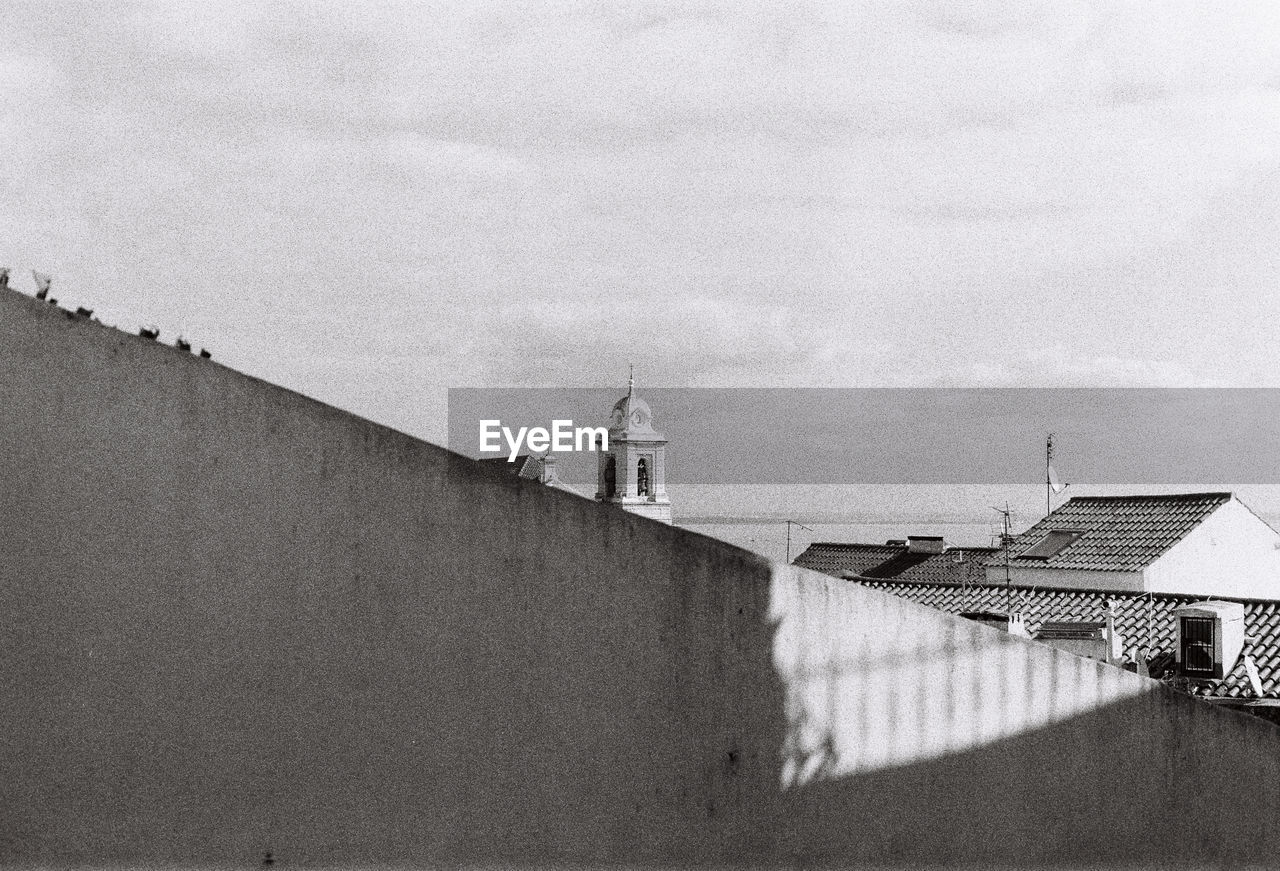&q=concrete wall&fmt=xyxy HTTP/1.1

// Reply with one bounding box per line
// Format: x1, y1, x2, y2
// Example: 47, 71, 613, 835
0, 291, 783, 865
5, 287, 1280, 868
774, 568, 1280, 866
1148, 497, 1280, 598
